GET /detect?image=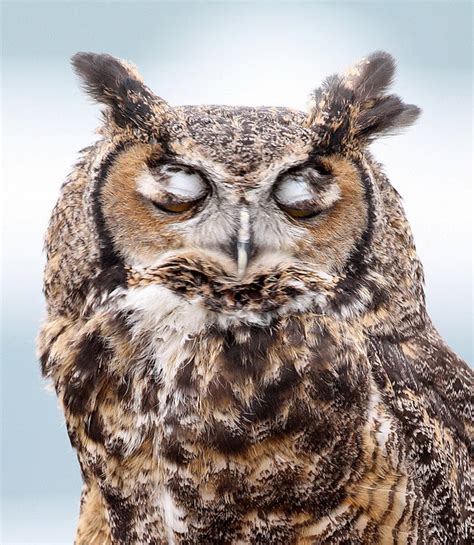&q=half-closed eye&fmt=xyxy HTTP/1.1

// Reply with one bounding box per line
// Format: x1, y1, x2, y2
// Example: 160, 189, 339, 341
274, 166, 340, 219
137, 164, 209, 214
